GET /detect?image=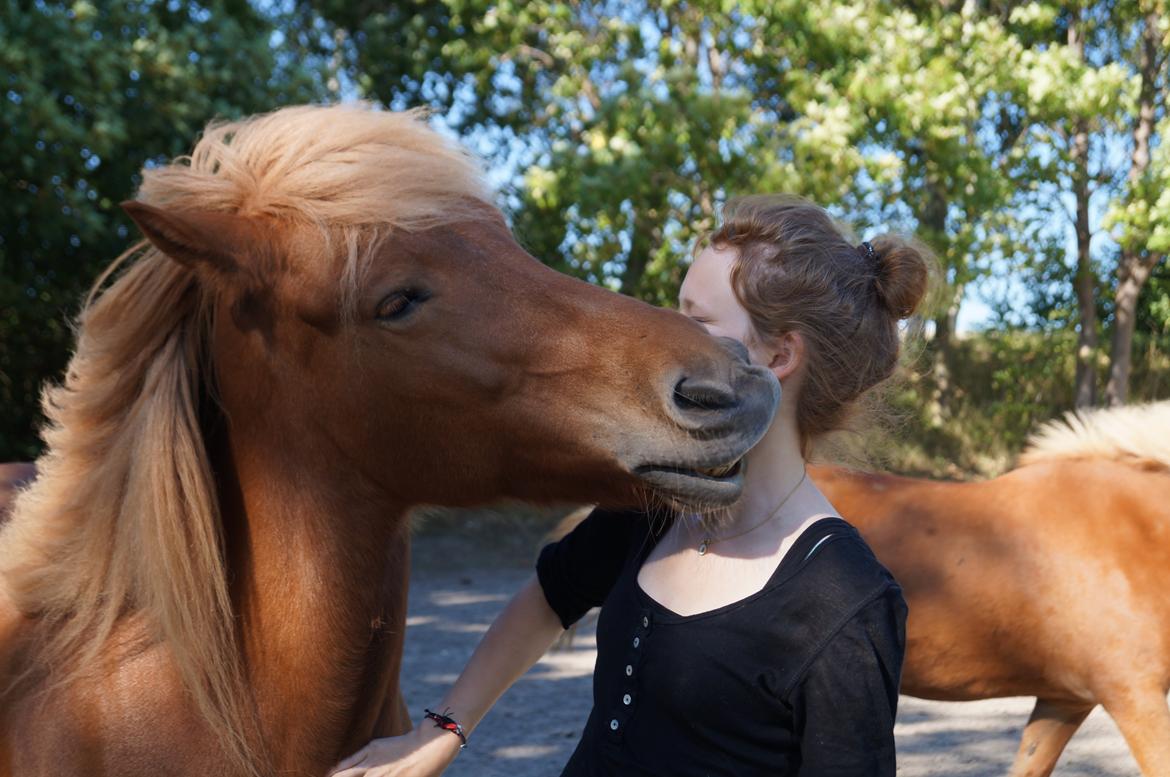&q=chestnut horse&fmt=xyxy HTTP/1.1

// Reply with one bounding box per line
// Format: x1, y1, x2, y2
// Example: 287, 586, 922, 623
0, 104, 779, 777
818, 401, 1170, 777
549, 401, 1170, 775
